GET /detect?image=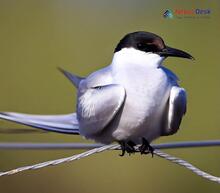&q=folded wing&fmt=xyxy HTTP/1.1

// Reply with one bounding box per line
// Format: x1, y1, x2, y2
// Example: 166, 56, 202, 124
162, 86, 187, 136
77, 84, 126, 137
